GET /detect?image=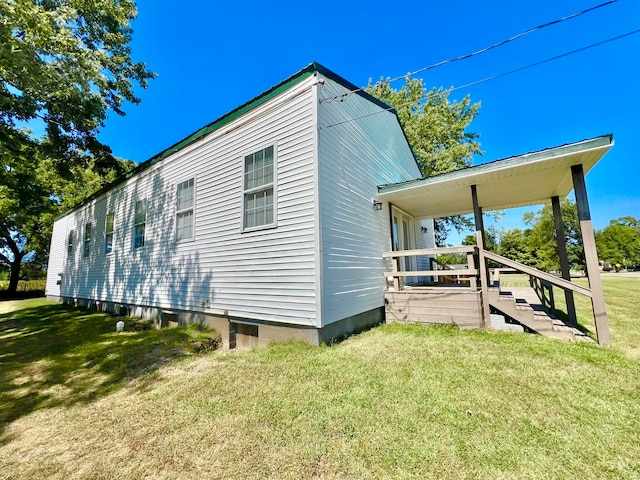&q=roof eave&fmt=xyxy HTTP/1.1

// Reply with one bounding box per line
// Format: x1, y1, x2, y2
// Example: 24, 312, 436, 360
377, 134, 613, 218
